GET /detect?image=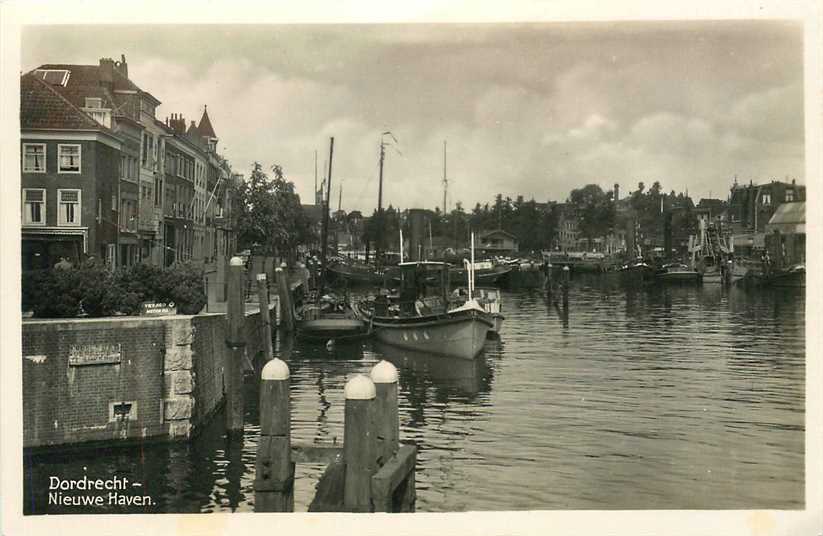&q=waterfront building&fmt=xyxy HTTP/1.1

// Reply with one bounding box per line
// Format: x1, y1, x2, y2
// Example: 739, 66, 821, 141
727, 178, 805, 234
764, 201, 805, 268
21, 55, 236, 271
20, 72, 123, 270
477, 229, 519, 256
553, 203, 580, 252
